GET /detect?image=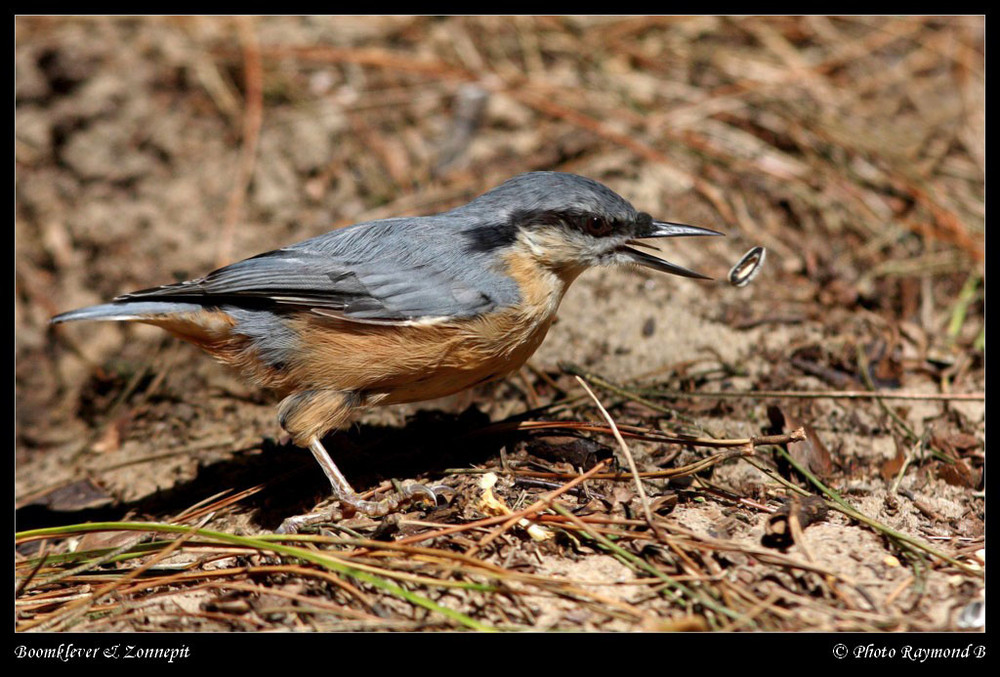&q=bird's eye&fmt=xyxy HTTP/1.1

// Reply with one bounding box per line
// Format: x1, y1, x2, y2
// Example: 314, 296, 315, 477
584, 216, 613, 237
